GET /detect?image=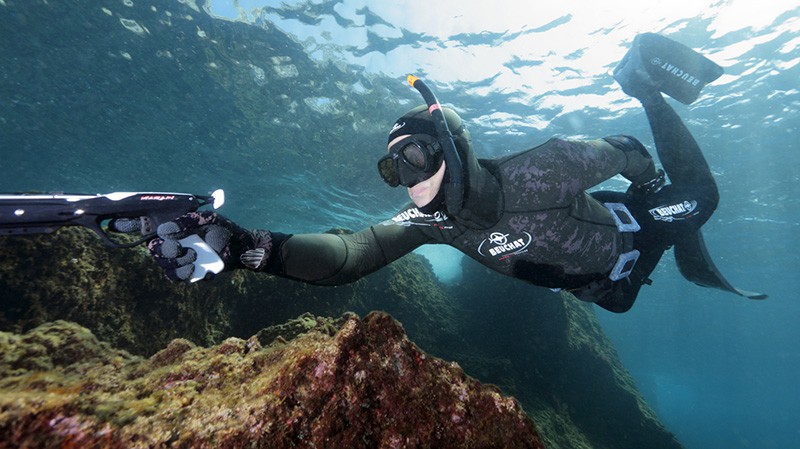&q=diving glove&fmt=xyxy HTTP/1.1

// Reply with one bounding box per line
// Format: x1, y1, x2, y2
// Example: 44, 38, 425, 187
110, 212, 273, 282
604, 135, 664, 197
